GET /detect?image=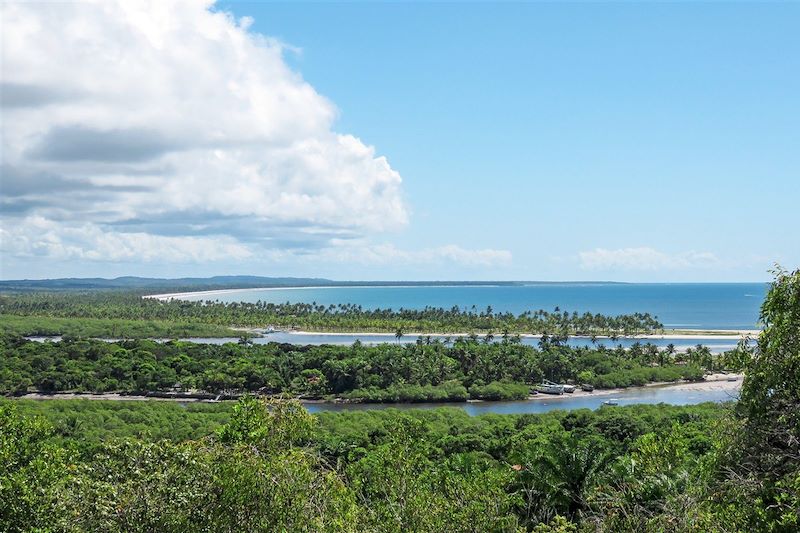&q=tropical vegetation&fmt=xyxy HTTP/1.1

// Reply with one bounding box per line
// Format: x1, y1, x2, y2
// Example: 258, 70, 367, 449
1, 291, 663, 336
0, 267, 797, 531
0, 334, 715, 400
